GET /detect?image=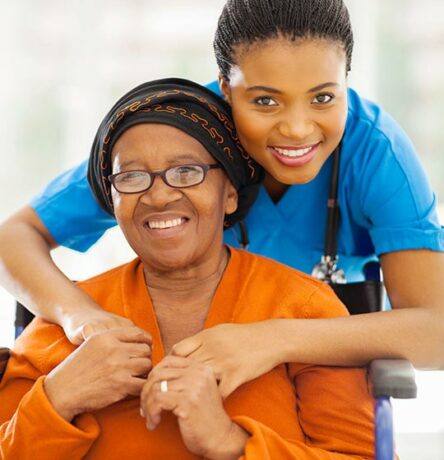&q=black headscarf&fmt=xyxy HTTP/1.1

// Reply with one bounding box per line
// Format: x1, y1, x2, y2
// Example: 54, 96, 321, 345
88, 78, 264, 228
